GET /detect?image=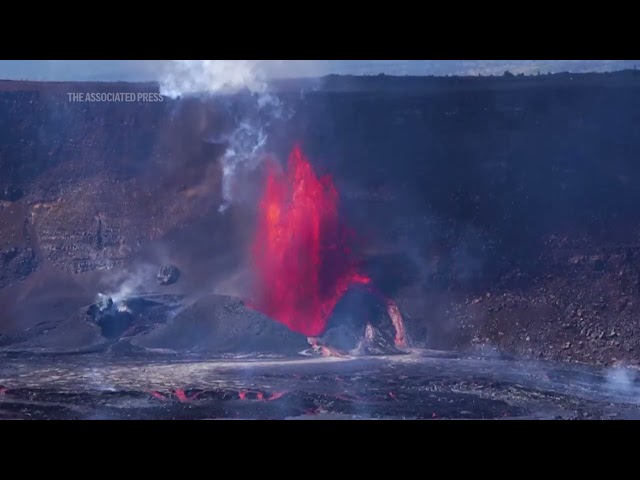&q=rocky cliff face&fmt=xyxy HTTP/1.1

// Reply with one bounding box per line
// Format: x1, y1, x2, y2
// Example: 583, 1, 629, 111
0, 82, 229, 282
